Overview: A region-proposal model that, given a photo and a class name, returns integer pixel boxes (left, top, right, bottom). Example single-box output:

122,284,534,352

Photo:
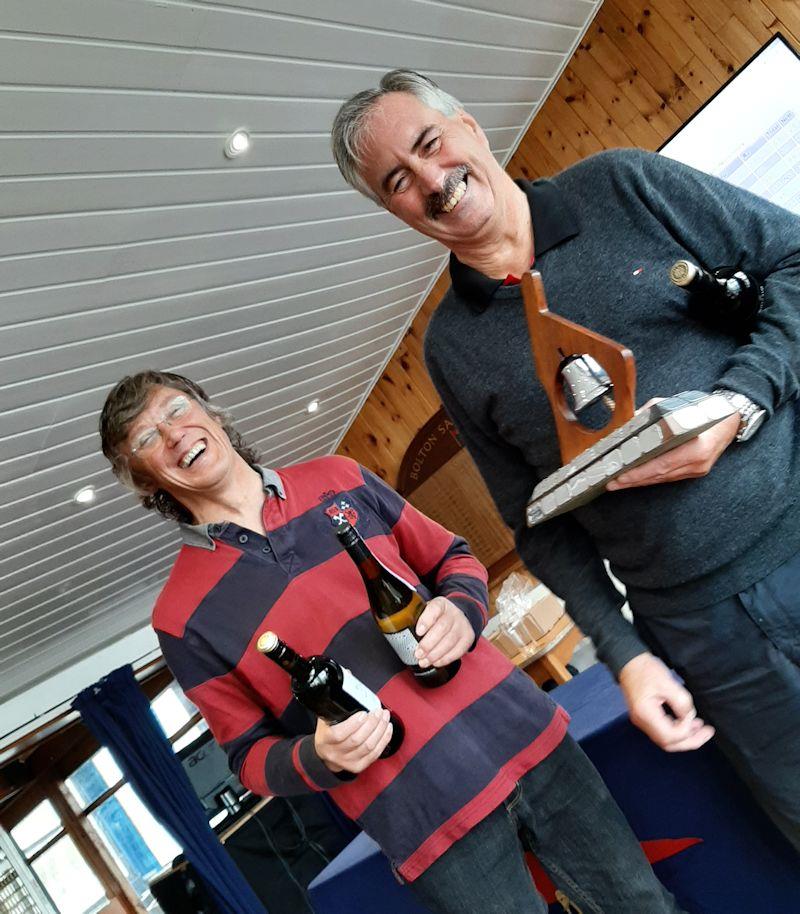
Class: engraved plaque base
526,391,736,527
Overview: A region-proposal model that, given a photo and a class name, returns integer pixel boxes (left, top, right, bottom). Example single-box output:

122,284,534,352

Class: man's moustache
427,167,468,218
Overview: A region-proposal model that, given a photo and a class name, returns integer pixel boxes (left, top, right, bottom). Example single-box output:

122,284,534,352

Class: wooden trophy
521,271,737,527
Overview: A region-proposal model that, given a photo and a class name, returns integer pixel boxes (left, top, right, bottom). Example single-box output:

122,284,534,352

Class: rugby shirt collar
179,465,285,550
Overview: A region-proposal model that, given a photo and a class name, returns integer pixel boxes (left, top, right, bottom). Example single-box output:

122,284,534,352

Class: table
511,613,583,686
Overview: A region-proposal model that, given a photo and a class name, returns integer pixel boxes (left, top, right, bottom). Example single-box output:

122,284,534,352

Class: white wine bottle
335,521,460,688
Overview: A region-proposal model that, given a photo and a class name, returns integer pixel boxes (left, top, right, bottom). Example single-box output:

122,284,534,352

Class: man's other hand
414,596,474,668
618,652,715,752
607,407,739,490
315,710,394,773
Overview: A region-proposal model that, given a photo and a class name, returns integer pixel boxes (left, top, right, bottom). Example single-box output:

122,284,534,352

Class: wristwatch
712,389,767,442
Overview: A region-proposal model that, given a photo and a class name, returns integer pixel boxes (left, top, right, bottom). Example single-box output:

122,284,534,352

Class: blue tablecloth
309,664,800,913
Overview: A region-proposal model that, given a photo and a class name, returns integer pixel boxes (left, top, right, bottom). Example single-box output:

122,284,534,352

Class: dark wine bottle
256,631,403,758
335,521,460,688
669,259,763,335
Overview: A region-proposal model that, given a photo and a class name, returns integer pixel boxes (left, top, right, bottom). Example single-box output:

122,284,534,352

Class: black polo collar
448,178,579,312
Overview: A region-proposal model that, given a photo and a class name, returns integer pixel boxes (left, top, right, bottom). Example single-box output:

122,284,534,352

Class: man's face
122,385,235,500
358,92,505,247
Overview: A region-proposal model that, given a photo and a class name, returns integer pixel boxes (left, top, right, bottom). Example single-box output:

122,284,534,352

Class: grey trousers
635,550,800,855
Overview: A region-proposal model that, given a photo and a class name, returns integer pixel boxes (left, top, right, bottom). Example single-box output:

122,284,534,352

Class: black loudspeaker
150,794,351,914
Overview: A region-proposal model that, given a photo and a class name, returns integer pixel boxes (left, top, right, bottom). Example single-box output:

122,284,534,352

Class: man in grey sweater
332,70,800,852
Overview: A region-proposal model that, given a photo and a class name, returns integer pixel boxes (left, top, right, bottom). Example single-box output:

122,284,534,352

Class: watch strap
712,388,766,441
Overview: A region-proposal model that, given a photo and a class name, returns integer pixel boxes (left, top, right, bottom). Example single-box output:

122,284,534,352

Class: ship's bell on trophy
521,271,737,528
559,353,615,428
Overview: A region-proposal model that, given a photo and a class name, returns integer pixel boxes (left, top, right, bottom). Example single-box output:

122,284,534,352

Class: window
29,838,106,914
151,684,207,751
9,802,61,860
58,683,209,911
85,785,180,910
0,830,54,914
10,803,105,914
65,754,180,911
7,680,213,913
65,748,120,809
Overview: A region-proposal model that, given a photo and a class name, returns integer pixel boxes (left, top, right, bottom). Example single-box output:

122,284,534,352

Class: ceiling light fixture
306,399,320,414
224,128,251,159
73,485,97,505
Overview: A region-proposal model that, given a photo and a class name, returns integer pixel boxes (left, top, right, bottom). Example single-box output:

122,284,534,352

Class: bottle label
383,628,420,666
373,553,417,591
341,668,382,712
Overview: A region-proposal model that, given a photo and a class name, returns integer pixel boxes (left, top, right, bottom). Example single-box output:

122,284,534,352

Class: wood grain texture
338,4,799,494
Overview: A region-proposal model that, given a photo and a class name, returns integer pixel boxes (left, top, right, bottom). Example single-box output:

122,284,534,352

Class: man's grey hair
332,69,463,203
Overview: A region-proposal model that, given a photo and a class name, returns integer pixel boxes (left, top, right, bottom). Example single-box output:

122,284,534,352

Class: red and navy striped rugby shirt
153,455,568,880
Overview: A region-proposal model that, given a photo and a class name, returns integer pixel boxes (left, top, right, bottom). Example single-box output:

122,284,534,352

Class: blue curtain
73,665,266,914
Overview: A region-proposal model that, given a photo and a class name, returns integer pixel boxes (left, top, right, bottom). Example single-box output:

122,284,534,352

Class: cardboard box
524,590,565,638
487,628,525,659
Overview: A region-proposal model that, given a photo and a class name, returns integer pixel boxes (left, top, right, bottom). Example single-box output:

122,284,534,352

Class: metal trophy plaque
522,271,736,528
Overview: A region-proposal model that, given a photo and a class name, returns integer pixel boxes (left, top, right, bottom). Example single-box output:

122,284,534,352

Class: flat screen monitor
659,34,800,215
178,729,245,818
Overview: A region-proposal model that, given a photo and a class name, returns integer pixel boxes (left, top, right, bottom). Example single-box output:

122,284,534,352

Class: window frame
2,674,204,914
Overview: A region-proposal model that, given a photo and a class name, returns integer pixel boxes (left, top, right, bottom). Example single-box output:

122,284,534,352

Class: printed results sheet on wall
660,37,800,216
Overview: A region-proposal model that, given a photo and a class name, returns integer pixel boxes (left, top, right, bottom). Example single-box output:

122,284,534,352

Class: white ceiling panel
0,0,602,738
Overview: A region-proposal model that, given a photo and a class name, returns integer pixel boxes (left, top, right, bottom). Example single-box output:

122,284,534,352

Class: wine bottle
669,259,763,334
335,521,460,688
256,631,403,758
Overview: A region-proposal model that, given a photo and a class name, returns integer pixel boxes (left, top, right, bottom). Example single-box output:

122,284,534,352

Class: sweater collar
179,465,285,550
448,178,579,312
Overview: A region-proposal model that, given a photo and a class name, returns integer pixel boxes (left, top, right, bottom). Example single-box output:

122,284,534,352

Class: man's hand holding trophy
522,267,752,528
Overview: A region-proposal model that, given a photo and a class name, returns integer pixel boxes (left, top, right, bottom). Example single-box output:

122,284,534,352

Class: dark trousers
635,550,800,854
405,735,684,914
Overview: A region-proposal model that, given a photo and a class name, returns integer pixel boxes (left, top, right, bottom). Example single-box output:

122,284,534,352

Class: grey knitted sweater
425,148,800,675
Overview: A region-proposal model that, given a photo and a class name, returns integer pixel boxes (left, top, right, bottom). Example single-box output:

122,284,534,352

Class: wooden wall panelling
407,450,516,568
540,90,606,159
655,0,739,82
763,1,800,43
598,4,700,123
570,29,669,145
580,29,680,141
613,0,696,75
556,67,637,148
676,54,723,101
725,1,776,46
683,0,733,34
526,109,585,170
718,14,764,59
338,3,800,555
512,136,564,181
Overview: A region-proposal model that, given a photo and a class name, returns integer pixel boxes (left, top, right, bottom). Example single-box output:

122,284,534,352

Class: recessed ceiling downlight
224,128,251,159
74,485,97,505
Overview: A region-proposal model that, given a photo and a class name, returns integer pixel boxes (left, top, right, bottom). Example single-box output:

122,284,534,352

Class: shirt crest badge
324,499,358,527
